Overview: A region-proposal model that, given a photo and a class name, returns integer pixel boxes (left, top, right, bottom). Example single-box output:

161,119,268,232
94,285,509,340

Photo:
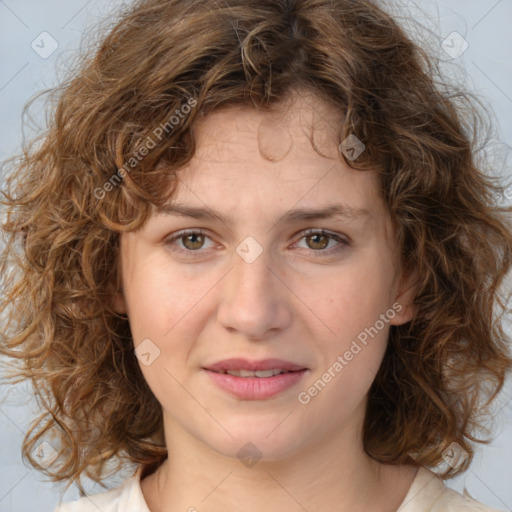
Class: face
114,92,415,462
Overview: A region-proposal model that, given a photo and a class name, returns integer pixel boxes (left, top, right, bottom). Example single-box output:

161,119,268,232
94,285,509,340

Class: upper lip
204,358,307,372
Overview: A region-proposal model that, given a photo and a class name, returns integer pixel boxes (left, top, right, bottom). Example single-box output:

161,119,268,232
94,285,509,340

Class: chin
198,418,309,463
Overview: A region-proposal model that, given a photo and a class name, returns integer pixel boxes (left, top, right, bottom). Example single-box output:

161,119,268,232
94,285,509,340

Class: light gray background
0,1,511,511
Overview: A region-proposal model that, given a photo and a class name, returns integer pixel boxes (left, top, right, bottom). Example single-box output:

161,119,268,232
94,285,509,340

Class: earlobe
390,301,415,326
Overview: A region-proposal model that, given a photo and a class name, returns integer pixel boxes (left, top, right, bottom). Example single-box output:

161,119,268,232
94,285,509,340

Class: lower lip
203,369,307,400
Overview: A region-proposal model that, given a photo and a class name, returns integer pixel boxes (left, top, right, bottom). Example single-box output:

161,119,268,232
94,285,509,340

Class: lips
216,368,291,378
204,358,307,373
202,358,308,400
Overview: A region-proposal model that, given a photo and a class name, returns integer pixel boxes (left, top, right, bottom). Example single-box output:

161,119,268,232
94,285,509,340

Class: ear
389,268,417,326
108,257,128,315
111,288,128,314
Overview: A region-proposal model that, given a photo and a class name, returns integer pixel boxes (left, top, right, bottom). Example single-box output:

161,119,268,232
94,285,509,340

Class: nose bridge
233,243,274,301
217,241,291,339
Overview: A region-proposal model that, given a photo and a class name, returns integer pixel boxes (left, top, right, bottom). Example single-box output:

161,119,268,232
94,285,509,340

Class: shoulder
54,470,150,512
433,488,506,512
398,467,506,512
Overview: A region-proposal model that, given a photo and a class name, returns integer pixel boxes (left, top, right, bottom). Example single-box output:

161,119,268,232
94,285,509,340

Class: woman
1,0,511,510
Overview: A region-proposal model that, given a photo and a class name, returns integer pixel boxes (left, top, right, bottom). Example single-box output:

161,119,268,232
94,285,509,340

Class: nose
216,243,293,340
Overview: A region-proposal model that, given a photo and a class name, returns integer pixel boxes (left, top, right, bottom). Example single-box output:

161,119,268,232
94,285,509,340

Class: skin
114,91,418,512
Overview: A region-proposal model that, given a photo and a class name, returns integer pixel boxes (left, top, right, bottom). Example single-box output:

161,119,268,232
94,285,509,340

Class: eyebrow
156,202,371,228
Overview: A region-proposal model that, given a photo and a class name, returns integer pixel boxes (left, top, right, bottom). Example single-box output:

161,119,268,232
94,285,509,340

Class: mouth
208,368,299,378
202,358,308,399
203,358,308,374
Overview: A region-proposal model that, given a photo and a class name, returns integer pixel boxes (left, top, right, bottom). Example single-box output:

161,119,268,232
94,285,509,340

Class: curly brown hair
1,0,512,492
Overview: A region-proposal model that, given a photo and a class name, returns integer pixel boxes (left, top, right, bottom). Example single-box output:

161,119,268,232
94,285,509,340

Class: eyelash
164,229,350,257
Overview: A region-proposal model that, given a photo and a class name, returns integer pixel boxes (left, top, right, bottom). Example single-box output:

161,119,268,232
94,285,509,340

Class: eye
165,229,214,252
295,229,349,253
164,228,350,257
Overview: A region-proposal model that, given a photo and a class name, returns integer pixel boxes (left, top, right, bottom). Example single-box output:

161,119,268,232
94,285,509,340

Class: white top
54,466,505,512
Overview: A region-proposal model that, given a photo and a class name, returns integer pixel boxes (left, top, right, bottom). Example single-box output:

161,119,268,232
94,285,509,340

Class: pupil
185,234,203,250
309,234,328,249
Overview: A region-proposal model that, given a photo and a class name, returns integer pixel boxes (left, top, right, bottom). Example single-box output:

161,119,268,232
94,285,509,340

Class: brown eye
165,230,214,254
295,229,350,255
180,232,205,250
305,233,330,250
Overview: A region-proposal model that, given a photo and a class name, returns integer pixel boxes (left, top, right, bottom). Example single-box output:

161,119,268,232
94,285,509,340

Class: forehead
152,93,393,242
191,92,343,165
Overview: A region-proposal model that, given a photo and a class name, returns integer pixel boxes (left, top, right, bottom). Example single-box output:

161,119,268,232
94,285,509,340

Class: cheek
122,252,201,339
126,267,203,405
307,276,393,407
124,277,166,342
316,264,395,336
123,260,215,396
304,256,396,397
